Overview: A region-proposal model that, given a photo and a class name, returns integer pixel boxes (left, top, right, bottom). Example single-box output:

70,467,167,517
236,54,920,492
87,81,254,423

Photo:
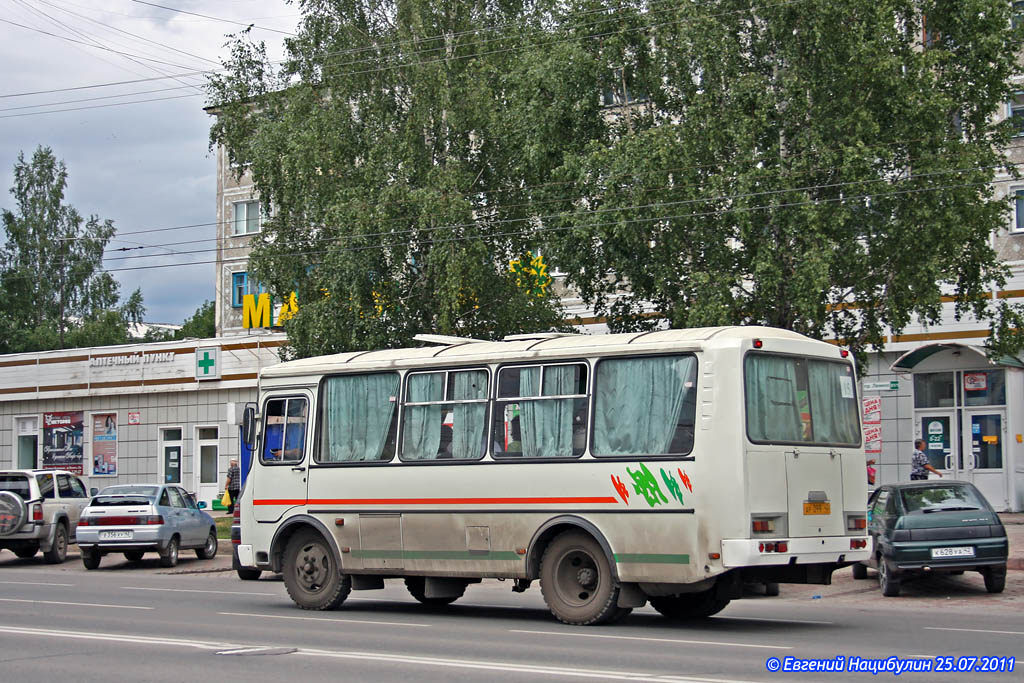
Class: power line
129,0,295,36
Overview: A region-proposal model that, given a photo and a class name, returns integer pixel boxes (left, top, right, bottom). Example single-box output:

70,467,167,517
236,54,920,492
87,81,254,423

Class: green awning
890,343,1024,372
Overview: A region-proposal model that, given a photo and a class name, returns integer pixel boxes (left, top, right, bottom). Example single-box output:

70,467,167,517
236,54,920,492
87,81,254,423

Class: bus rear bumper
721,537,871,568
236,544,255,567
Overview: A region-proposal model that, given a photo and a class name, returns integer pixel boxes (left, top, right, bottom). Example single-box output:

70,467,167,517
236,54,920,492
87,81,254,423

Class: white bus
236,326,869,625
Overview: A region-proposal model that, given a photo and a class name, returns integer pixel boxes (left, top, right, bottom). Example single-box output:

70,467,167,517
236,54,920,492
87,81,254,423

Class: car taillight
145,515,164,525
31,504,43,522
78,516,93,526
86,515,164,525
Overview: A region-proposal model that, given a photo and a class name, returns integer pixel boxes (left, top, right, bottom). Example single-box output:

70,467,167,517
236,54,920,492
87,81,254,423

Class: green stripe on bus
352,549,522,561
614,553,690,564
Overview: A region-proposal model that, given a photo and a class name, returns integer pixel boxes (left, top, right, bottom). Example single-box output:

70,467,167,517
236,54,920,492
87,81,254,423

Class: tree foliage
174,300,216,340
0,146,144,354
208,1,589,358
209,0,1024,362
544,0,1024,362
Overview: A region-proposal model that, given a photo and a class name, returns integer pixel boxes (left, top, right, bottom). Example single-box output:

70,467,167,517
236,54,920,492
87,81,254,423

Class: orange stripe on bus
253,496,620,506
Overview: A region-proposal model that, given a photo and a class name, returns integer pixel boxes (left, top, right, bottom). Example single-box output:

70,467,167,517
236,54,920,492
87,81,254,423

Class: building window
602,67,645,107
1013,189,1024,233
232,200,260,235
231,272,263,308
1014,1,1024,30
1008,93,1024,137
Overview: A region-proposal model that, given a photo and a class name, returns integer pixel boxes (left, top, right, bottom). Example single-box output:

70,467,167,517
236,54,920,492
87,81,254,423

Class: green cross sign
195,347,220,380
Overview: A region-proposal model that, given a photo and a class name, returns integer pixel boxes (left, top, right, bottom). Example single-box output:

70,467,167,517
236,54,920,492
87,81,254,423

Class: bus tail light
848,516,866,530
759,541,789,553
840,349,849,358
850,539,868,550
753,339,763,348
31,503,43,522
752,519,775,533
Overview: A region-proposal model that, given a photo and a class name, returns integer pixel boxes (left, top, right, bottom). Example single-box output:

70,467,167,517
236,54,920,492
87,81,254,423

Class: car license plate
803,502,831,515
99,530,132,541
931,546,974,558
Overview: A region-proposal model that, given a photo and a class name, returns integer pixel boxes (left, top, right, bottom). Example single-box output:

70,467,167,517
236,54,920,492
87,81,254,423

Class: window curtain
520,366,575,458
593,356,694,455
322,373,399,461
451,370,486,459
807,361,859,444
745,356,802,442
402,373,444,460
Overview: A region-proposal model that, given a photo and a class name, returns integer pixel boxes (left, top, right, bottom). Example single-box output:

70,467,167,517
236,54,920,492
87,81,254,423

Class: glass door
964,410,1007,509
160,427,183,484
196,426,220,510
919,412,958,477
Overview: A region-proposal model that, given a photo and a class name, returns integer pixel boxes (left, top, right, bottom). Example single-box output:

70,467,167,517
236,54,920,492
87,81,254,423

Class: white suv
0,469,90,564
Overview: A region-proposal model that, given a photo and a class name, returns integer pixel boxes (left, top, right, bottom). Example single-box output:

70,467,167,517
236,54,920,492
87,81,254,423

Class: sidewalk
999,513,1023,570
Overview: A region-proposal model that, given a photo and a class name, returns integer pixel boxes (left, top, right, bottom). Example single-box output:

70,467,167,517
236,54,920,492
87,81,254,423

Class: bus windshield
744,353,860,446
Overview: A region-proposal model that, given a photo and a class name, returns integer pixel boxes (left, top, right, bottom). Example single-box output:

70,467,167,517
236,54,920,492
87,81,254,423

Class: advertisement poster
42,411,84,475
964,372,987,392
862,398,882,455
92,413,117,477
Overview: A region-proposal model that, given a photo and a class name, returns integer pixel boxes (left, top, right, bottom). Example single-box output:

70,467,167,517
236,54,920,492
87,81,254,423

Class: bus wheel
539,531,625,625
649,590,729,619
283,530,351,610
404,577,463,606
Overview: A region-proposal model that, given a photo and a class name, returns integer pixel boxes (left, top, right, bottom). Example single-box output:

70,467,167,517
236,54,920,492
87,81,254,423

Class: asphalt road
0,549,1021,682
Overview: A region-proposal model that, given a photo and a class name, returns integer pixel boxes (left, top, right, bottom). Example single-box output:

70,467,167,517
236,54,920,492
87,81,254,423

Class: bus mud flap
617,582,647,608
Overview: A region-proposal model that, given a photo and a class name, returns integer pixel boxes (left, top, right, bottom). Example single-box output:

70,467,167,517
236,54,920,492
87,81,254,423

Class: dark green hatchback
853,481,1008,596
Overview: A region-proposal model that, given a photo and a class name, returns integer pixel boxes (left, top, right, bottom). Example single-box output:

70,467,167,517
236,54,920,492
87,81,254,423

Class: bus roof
260,326,825,380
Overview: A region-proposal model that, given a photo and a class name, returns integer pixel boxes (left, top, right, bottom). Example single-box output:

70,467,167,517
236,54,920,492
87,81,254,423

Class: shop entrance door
919,412,958,478
963,410,1007,510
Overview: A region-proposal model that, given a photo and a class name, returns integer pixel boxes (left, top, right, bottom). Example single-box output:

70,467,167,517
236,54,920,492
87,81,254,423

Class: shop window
913,372,955,409
963,369,1005,406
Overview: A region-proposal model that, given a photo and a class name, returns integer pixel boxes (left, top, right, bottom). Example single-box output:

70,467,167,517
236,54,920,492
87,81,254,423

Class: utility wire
130,0,296,35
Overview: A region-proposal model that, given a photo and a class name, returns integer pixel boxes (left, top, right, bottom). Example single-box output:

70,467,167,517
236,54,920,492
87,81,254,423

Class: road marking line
218,611,430,628
0,624,765,682
716,616,833,625
509,629,791,650
925,627,1024,636
0,597,152,610
123,586,277,596
0,581,74,587
0,625,232,649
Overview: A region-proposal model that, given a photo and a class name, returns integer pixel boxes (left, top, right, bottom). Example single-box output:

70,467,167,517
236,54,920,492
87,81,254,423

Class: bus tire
237,567,263,581
283,529,351,610
404,577,463,606
649,590,729,619
539,530,625,625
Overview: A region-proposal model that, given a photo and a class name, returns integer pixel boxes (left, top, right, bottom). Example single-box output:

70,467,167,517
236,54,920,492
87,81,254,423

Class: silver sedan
76,484,218,569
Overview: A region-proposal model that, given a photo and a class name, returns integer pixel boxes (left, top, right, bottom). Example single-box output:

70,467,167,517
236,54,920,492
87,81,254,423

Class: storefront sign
90,352,175,367
42,411,84,475
195,347,221,381
92,413,117,477
964,372,987,391
863,380,898,392
128,411,141,425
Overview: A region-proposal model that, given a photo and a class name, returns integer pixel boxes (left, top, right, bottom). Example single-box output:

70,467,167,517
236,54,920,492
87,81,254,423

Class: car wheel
196,530,218,560
852,563,868,580
404,577,464,606
124,551,144,562
13,543,39,559
539,531,629,625
763,582,780,597
283,529,350,610
878,557,900,597
649,590,730,619
159,536,179,568
236,567,263,581
983,566,1006,594
43,523,68,564
82,549,101,570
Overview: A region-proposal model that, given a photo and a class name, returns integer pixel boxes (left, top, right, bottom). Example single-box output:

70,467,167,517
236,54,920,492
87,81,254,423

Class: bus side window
493,363,587,459
262,397,308,463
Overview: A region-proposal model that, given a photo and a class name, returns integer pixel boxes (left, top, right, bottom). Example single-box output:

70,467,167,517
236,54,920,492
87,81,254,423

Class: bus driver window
263,397,308,463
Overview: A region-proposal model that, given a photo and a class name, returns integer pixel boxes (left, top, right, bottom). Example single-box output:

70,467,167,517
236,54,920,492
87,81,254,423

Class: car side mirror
90,488,98,496
197,501,207,509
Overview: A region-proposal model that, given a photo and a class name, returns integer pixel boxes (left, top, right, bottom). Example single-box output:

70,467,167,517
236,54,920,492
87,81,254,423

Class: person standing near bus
910,439,942,481
225,458,240,513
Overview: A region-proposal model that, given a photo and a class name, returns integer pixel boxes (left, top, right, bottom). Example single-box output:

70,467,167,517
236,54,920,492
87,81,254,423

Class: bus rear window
744,354,860,446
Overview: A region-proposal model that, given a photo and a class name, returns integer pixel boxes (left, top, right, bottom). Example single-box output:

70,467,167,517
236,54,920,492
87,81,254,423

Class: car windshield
0,474,30,500
91,495,154,507
98,485,159,497
900,485,987,514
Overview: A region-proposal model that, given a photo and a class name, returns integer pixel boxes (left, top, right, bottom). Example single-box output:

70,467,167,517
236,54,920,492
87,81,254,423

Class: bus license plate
99,530,132,541
931,546,974,558
803,502,831,515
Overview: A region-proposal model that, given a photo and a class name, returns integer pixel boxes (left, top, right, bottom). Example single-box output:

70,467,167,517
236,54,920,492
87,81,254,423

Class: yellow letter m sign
243,293,272,328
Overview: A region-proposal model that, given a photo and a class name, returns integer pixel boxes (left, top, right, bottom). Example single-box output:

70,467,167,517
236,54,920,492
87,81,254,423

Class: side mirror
90,488,98,496
242,402,258,449
197,501,207,509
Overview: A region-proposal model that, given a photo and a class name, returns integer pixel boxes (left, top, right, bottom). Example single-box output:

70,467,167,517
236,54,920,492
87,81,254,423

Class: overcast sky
1,0,294,324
